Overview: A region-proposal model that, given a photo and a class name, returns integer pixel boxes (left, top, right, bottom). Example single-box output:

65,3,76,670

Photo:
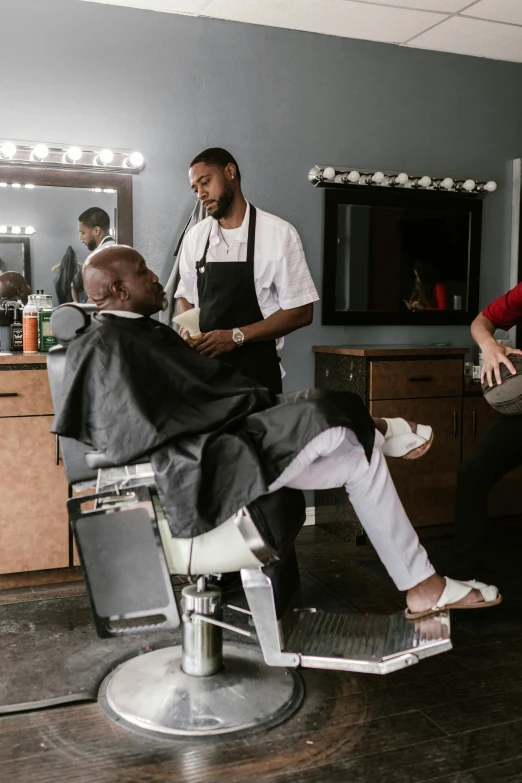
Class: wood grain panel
371,397,461,528
0,369,53,417
0,416,69,573
370,359,463,400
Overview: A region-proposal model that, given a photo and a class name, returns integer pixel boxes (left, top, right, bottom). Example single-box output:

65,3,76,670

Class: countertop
0,352,48,365
312,344,469,357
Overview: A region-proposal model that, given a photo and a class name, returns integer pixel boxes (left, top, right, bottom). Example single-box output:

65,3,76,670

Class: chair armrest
85,452,152,470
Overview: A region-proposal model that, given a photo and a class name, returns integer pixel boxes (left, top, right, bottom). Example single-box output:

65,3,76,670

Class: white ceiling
82,0,522,63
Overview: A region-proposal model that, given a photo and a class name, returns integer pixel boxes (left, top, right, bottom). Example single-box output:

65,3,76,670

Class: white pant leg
269,427,434,591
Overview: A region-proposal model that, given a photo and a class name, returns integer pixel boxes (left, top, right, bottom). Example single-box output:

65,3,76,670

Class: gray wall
2,0,522,387
0,187,115,305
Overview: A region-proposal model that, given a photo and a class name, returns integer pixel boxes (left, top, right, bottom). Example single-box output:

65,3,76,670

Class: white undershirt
215,226,241,260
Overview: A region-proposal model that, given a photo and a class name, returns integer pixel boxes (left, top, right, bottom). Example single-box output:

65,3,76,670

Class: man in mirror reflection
78,207,115,253
405,260,448,311
174,148,319,393
72,206,115,303
0,271,31,304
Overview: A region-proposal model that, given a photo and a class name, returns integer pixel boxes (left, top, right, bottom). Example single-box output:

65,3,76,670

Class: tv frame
321,185,483,326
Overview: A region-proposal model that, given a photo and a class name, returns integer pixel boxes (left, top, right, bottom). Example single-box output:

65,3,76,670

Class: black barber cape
53,315,375,538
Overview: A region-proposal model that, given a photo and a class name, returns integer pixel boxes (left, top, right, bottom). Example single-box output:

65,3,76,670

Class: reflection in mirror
336,205,470,313
0,185,117,306
0,237,30,285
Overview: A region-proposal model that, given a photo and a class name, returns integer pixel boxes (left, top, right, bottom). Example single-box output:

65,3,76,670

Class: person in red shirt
405,260,448,312
449,283,522,580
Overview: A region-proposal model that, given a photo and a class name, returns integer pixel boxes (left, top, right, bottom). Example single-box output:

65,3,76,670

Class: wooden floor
2,525,522,783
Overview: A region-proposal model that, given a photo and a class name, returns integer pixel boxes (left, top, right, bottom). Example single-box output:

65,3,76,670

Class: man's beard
208,180,234,221
87,239,97,251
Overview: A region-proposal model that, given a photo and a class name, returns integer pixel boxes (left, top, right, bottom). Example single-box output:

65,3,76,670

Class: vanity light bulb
0,183,7,188
32,144,49,161
484,181,497,192
395,172,409,185
371,171,385,184
11,183,21,188
441,177,454,189
347,170,360,183
463,179,476,192
418,176,432,188
322,167,336,180
11,226,21,234
25,184,35,189
98,148,114,165
25,226,35,235
128,151,144,169
0,226,7,233
65,146,83,163
0,141,16,159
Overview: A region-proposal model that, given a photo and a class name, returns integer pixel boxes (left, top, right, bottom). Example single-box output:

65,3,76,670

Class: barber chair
47,304,452,740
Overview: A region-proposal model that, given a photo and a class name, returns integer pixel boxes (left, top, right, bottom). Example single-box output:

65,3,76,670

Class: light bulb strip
308,165,496,195
0,225,36,235
0,139,145,175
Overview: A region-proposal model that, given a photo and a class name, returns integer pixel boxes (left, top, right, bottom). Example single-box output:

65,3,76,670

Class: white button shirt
175,203,319,355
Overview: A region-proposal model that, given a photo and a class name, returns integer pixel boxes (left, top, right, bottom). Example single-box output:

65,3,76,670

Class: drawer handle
453,411,458,438
0,392,18,397
472,410,477,438
408,377,433,383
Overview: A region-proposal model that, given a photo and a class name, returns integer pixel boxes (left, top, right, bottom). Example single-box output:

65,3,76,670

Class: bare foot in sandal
405,573,502,620
373,417,434,459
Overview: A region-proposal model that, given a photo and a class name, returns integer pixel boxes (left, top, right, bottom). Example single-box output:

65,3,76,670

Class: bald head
83,245,166,316
0,271,31,304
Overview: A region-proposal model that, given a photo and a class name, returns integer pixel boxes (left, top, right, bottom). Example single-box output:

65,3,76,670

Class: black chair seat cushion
247,487,306,553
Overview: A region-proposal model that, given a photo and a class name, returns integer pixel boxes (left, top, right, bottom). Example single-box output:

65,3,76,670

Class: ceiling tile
354,0,471,12
408,14,522,62
81,0,211,13
463,0,522,26
203,0,441,44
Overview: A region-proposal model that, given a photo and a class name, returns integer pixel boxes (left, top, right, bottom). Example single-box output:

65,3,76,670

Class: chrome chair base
99,643,304,740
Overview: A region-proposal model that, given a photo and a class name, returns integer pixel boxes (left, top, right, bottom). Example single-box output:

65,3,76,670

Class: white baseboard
304,506,315,526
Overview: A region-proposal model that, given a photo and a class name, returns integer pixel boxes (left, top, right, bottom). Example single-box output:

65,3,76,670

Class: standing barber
175,148,318,393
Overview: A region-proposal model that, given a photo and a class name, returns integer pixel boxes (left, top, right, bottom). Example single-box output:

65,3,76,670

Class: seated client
53,245,501,620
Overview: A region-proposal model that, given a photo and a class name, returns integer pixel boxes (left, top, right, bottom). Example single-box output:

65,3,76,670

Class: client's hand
407,301,423,311
481,341,522,386
179,327,192,341
192,330,236,359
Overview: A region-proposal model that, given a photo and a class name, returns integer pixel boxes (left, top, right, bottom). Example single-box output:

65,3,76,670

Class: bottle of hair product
10,307,23,352
22,295,39,353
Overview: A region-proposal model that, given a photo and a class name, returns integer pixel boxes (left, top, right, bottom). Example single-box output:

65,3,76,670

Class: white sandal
382,417,433,459
405,576,502,620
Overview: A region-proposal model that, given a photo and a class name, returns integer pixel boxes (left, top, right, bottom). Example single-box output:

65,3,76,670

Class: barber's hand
192,330,237,359
481,342,522,387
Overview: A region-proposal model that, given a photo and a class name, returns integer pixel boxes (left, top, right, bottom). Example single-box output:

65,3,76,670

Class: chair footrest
285,609,451,675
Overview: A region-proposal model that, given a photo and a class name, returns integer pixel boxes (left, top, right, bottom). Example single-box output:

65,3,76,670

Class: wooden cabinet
314,345,522,542
370,397,461,528
0,363,69,574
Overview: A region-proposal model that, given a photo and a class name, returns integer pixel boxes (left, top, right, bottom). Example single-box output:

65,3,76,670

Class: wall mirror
322,186,482,326
0,166,132,306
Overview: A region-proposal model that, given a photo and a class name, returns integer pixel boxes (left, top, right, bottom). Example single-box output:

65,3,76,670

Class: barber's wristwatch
232,327,245,347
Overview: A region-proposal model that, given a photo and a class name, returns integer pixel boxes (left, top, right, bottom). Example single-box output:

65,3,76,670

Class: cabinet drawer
0,369,53,417
370,359,462,400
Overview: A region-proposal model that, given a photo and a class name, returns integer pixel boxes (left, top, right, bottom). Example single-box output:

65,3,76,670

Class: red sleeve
425,283,448,310
482,283,522,331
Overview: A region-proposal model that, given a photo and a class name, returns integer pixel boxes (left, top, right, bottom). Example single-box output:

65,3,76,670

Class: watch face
233,330,244,344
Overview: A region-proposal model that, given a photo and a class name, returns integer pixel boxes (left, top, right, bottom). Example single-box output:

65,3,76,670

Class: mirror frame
321,185,483,326
0,165,133,247
0,236,31,287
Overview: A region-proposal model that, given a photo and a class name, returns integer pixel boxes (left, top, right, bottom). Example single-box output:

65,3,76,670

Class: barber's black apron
196,205,282,393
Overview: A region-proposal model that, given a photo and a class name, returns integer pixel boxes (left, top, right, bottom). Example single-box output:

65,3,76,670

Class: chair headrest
50,303,99,344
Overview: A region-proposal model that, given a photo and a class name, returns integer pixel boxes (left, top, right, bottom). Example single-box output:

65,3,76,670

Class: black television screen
322,186,482,326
